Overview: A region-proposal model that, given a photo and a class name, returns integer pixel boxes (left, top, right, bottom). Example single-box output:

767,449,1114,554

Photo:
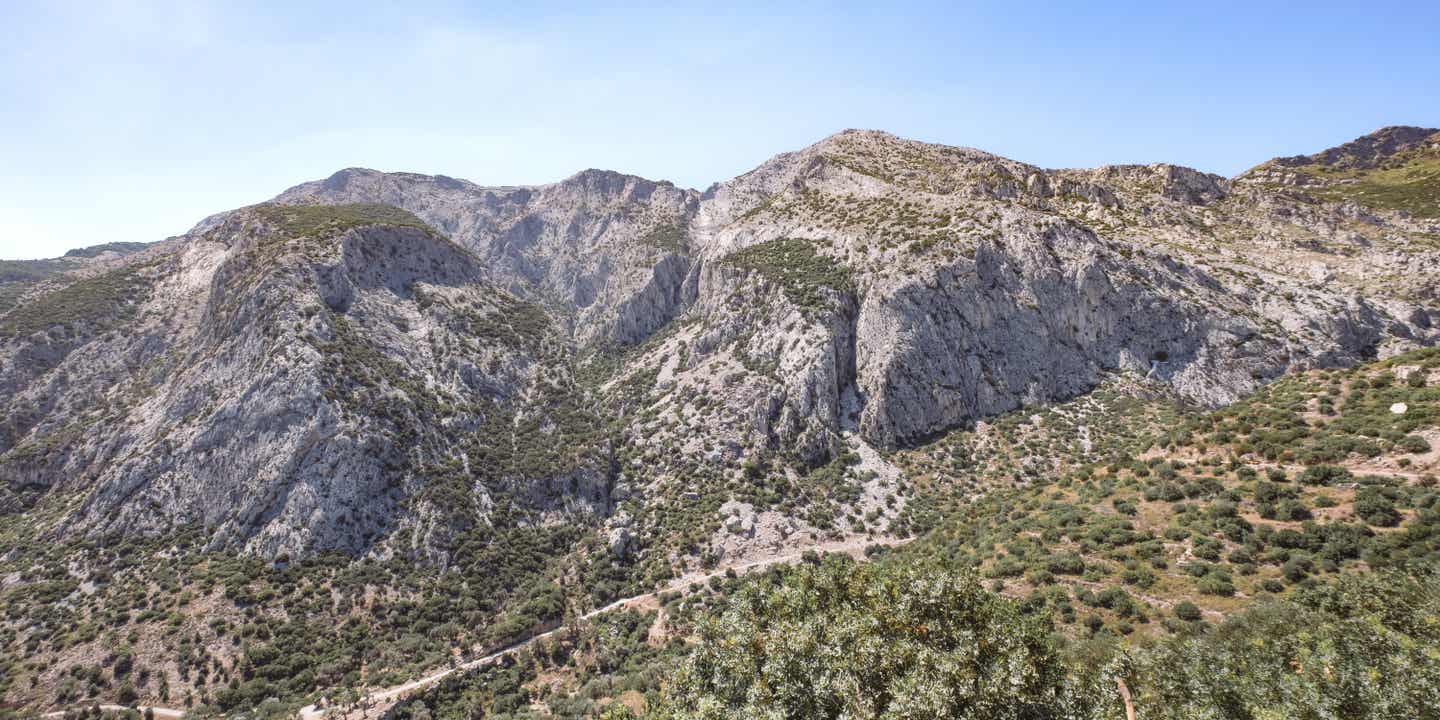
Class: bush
1299,465,1353,486
1174,601,1202,622
1354,489,1401,527
1193,540,1222,562
1025,568,1055,586
1046,553,1086,575
1197,574,1236,596
1254,481,1292,504
1282,557,1313,583
1274,498,1312,521
1397,435,1431,454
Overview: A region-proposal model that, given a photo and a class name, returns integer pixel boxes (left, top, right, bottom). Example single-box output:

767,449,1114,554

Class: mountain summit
1239,126,1440,218
1265,125,1439,171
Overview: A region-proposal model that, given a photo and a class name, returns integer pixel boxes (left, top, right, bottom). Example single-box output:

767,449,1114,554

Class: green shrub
1275,498,1312,521
1046,553,1087,575
1283,557,1314,583
1398,435,1431,454
1354,489,1401,527
1174,601,1202,622
1197,573,1236,596
1299,465,1353,486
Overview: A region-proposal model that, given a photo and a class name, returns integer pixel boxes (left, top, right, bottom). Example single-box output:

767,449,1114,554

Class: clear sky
2,1,1437,259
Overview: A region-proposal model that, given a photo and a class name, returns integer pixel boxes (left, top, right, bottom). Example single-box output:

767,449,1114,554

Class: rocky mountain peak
819,127,997,160
277,163,701,349
1266,125,1440,171
1234,125,1440,220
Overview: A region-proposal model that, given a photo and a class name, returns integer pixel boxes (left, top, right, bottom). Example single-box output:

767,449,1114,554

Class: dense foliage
651,557,1105,720
722,238,854,313
1124,571,1440,719
254,203,436,239
648,559,1440,720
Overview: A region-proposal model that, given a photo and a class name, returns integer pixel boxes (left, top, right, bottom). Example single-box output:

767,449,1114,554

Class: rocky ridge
1,204,611,560
1,126,1437,565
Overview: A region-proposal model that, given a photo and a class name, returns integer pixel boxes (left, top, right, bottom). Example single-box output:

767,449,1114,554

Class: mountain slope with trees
0,127,1437,717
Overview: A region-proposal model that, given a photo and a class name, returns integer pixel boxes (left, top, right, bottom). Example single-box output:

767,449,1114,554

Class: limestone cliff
1,127,1437,562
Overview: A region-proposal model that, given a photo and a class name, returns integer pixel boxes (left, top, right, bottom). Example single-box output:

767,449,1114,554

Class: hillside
378,348,1439,719
1240,125,1440,219
0,242,150,316
894,346,1439,635
0,127,1437,718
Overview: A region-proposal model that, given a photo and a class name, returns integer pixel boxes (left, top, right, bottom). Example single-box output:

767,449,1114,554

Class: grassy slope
1288,139,1440,218
0,263,156,339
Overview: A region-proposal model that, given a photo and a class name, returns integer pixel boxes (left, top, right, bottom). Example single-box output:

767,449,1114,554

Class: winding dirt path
1250,460,1430,483
41,704,186,719
298,534,911,719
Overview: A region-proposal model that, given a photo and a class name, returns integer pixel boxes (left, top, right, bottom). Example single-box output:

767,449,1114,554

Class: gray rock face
1,207,611,559
848,219,1401,447
1,126,1437,560
275,167,701,349
637,130,1436,458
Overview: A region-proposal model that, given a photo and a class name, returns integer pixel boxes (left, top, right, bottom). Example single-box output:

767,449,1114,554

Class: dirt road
298,533,910,719
41,704,186,719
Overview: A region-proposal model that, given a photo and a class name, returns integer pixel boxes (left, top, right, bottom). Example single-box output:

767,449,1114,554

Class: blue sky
1,1,1436,259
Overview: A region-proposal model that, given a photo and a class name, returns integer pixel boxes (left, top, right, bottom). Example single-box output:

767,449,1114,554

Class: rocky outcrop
849,218,1405,447
275,167,702,349
608,128,1438,472
1,206,612,560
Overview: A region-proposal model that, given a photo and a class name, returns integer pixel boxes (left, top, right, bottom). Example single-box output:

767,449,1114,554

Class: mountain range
0,125,1437,718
